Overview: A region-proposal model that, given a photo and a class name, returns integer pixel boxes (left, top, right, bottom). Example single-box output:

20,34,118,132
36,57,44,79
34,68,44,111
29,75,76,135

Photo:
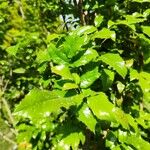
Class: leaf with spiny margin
99,53,127,78
14,89,84,123
78,104,97,132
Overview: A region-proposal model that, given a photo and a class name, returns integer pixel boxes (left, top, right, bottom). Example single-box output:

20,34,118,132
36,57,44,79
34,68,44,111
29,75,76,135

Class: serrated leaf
99,53,127,78
52,65,73,80
78,104,97,132
92,28,116,41
72,48,99,67
14,89,83,123
80,67,100,88
87,93,115,121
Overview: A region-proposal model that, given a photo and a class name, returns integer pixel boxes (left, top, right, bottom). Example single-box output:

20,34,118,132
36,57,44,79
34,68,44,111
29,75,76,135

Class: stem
60,0,69,31
78,0,85,25
0,132,16,145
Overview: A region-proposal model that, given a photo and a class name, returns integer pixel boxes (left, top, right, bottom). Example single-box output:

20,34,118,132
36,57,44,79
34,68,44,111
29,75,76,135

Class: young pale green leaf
87,93,115,121
63,83,78,90
14,89,84,123
99,53,127,78
94,15,104,27
80,67,100,88
52,65,73,80
78,104,97,132
92,28,116,41
13,68,25,74
72,48,99,67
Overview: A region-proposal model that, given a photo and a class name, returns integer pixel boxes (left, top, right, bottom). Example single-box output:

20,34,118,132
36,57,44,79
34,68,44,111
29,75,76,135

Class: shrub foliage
0,0,150,149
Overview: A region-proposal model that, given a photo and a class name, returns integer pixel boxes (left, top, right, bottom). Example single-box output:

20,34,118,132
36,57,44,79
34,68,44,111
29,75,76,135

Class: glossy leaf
99,53,127,78
63,83,78,90
78,104,97,132
80,67,100,88
92,28,116,41
101,69,114,91
72,48,99,67
87,93,115,121
14,89,84,123
94,15,104,27
13,68,25,74
52,65,73,80
48,43,69,64
54,132,85,150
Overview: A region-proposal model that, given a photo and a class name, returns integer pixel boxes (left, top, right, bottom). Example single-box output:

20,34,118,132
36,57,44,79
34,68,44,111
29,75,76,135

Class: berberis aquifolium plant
0,0,150,150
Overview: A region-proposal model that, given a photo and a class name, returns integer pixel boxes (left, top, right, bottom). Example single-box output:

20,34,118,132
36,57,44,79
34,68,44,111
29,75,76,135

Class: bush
0,0,150,149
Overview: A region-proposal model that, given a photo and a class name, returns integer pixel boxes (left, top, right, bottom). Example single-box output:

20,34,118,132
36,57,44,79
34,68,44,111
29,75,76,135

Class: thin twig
0,132,16,145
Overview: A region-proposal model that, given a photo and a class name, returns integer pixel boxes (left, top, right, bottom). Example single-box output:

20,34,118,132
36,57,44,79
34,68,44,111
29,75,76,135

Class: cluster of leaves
1,0,150,150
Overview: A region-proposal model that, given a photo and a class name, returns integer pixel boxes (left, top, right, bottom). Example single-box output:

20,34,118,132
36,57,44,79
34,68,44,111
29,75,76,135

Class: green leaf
94,15,104,27
72,48,99,67
52,65,73,80
118,130,150,150
14,89,84,123
87,93,115,121
101,69,114,91
46,33,60,43
99,53,127,78
6,45,19,56
117,81,125,93
36,49,50,64
62,35,84,58
80,67,100,88
142,26,150,37
74,25,97,36
54,132,85,150
63,83,78,90
78,104,97,132
92,28,116,41
13,68,26,74
48,43,69,64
